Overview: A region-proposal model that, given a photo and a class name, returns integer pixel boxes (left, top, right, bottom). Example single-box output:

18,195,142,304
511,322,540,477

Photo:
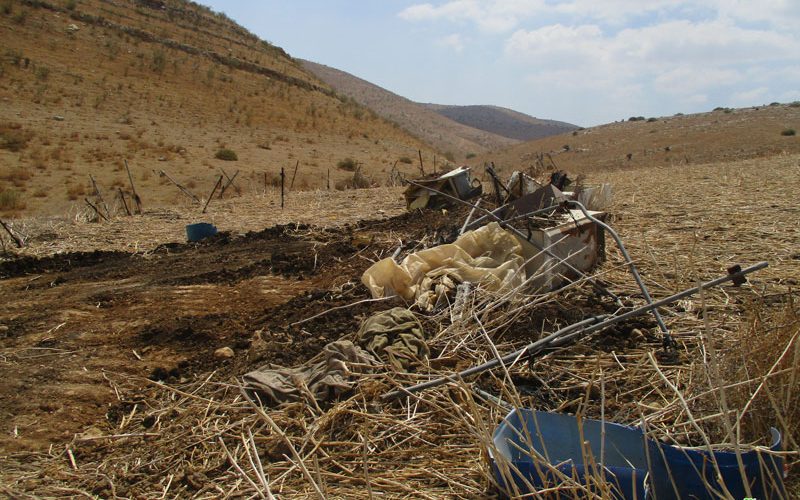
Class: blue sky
200,1,800,127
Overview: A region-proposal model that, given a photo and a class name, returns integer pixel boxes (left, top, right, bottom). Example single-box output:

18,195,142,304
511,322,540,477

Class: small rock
214,347,234,359
53,115,65,121
0,325,8,333
67,24,80,33
76,426,104,440
158,156,166,161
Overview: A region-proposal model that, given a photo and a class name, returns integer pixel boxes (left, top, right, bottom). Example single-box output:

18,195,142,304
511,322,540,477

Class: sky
200,1,800,127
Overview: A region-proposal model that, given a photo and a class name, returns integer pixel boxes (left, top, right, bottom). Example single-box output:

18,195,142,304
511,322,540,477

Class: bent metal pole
383,261,768,400
567,200,671,342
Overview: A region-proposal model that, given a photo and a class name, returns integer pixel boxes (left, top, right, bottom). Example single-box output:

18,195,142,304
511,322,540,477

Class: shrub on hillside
35,65,50,81
398,156,413,164
335,169,372,190
790,101,800,108
337,157,358,171
215,148,238,161
0,123,32,152
647,117,658,122
151,49,166,74
781,128,796,136
465,152,476,159
628,116,645,122
0,189,25,211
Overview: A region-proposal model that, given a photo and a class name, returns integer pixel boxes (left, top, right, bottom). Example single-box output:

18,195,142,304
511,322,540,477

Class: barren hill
0,0,434,217
469,104,800,174
422,104,578,142
300,59,518,156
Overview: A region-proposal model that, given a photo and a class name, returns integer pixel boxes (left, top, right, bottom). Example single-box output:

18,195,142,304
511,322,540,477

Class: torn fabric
243,340,377,406
356,307,427,371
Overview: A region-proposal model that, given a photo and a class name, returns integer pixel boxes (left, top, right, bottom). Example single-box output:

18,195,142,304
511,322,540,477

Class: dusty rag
357,307,427,371
361,222,525,310
243,340,377,406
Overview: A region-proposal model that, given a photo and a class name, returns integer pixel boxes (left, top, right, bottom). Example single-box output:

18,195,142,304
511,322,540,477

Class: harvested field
1,154,799,498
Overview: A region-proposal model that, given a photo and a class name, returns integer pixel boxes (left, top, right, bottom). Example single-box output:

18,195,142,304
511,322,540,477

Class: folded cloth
243,340,377,406
357,307,427,371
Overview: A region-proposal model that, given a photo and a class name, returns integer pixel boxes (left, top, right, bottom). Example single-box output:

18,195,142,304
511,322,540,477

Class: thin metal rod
383,261,767,400
567,200,670,339
464,202,562,233
202,175,223,214
385,316,604,400
460,199,481,235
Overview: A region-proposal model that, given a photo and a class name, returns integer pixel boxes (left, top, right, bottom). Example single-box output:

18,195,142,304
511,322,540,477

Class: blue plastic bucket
186,222,218,242
489,408,785,499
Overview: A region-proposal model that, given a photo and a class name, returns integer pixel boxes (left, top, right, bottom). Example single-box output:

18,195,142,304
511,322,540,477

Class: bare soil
0,205,461,454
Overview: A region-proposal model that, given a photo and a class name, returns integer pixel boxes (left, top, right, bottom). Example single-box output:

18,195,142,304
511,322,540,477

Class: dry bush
0,123,33,152
0,188,25,210
215,148,238,161
336,157,358,171
0,167,32,187
334,169,372,190
713,297,799,446
66,183,86,200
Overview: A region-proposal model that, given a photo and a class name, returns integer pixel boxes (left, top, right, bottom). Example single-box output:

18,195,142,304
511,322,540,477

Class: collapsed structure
238,166,785,499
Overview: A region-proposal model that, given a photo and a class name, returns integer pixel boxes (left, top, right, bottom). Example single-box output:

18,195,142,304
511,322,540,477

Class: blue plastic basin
489,408,785,499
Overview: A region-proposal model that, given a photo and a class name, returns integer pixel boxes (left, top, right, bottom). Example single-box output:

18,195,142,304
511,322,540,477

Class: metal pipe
459,199,481,235
383,261,767,400
464,203,562,232
384,316,605,400
566,200,670,341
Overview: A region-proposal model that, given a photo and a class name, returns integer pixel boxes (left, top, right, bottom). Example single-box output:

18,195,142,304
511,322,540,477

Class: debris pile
235,166,786,497
9,165,795,498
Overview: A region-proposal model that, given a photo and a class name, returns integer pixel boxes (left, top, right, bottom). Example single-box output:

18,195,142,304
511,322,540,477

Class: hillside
300,59,518,156
468,104,800,175
0,0,433,218
422,104,578,141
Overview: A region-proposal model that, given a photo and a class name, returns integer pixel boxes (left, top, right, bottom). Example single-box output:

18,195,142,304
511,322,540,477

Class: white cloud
399,0,545,33
730,87,770,106
399,0,800,34
709,0,800,31
653,67,741,96
439,33,465,52
505,20,798,94
398,0,800,123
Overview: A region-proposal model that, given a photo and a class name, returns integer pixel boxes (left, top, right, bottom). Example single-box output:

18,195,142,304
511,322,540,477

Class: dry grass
0,0,431,218
1,154,798,498
474,103,800,174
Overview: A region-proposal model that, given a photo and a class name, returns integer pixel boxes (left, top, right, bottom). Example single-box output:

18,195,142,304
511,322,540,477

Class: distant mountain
422,104,579,142
302,60,550,157
466,103,800,174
